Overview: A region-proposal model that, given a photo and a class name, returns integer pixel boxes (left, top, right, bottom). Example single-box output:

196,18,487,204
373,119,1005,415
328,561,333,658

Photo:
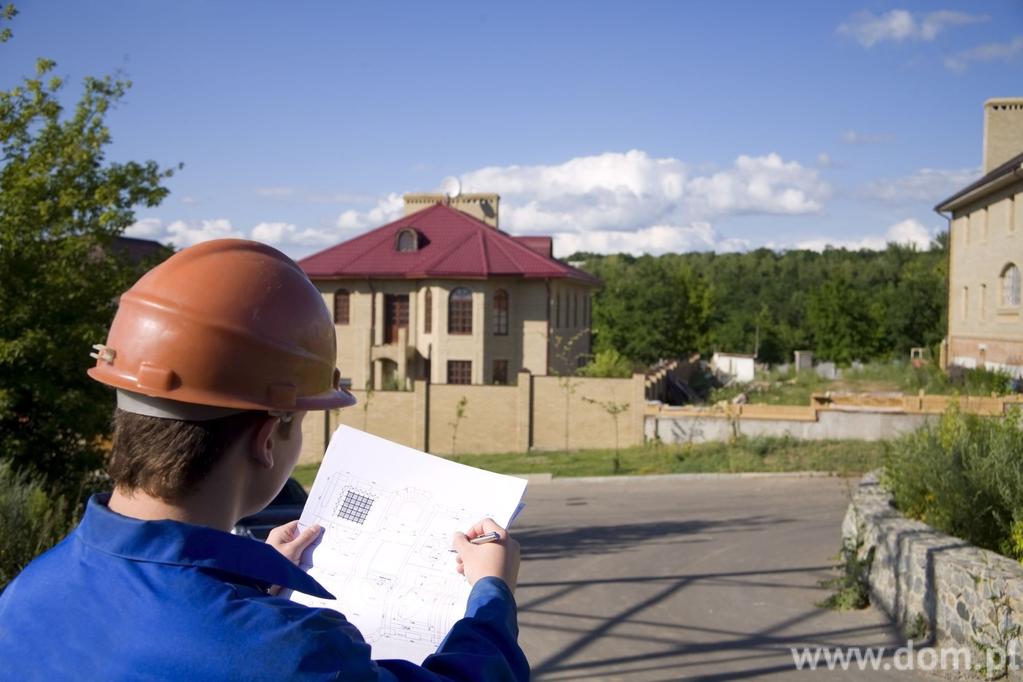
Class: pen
469,531,501,545
449,531,502,552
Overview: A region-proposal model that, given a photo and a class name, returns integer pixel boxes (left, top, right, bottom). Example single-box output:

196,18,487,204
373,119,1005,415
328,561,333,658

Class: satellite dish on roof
440,176,462,199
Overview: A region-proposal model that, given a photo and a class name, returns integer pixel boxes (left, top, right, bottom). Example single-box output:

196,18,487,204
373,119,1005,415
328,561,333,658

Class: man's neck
108,482,240,532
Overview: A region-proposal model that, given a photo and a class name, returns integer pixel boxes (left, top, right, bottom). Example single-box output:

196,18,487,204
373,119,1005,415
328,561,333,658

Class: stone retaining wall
843,472,1023,666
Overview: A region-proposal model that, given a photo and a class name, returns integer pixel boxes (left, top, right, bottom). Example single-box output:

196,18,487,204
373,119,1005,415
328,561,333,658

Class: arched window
493,289,508,336
334,288,350,325
423,288,433,334
1002,264,1021,307
396,228,418,253
448,287,472,334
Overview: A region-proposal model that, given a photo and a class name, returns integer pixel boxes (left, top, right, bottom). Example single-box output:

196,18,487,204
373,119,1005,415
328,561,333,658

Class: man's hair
108,409,293,500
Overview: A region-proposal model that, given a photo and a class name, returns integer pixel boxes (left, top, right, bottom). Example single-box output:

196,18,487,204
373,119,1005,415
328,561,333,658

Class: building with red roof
299,193,599,388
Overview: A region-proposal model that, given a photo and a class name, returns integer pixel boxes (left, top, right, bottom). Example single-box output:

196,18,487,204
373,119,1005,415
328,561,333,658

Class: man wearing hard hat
0,239,528,680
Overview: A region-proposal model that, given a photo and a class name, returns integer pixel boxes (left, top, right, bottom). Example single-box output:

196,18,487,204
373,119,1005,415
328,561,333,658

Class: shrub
883,407,1023,560
0,461,80,590
577,349,633,378
818,534,874,611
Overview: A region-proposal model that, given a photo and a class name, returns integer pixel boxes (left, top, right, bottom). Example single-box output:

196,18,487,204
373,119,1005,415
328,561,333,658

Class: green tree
0,6,175,487
574,240,949,368
591,255,711,364
805,276,883,363
880,242,948,356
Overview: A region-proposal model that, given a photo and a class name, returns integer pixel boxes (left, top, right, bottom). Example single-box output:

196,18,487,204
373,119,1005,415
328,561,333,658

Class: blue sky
3,1,1021,258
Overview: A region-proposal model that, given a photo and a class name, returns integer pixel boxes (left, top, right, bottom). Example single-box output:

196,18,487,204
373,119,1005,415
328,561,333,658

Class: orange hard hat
88,239,356,414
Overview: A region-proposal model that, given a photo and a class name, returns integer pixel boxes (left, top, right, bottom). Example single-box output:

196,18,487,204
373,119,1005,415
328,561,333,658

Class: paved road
513,476,922,681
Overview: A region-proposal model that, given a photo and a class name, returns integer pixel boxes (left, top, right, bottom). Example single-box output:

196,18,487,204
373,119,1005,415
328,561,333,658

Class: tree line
572,238,949,367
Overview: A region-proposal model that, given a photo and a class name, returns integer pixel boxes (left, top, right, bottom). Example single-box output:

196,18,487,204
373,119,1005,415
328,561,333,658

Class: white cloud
796,218,935,252
553,223,750,257
251,221,338,248
685,153,828,215
864,166,979,203
467,150,827,233
179,195,199,205
817,152,834,168
333,150,828,256
125,218,163,239
841,130,894,145
838,9,988,48
164,219,244,248
945,36,1023,72
124,217,340,252
125,218,245,248
336,192,405,231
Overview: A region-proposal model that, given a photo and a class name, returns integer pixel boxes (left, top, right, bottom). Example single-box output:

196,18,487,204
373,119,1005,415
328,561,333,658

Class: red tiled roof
299,203,599,285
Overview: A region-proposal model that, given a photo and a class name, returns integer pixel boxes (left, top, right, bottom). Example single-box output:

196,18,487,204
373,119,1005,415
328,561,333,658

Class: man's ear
249,415,279,469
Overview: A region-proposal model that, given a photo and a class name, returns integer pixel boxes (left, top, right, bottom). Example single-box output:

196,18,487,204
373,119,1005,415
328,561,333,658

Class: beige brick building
298,193,599,390
937,98,1023,377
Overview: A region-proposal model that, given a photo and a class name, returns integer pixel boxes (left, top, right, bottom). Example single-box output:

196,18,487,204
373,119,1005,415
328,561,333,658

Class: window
448,287,472,334
384,295,408,344
424,288,432,333
1010,196,1017,234
1002,264,1021,307
555,293,561,328
396,229,418,252
573,294,578,327
962,286,969,320
447,360,471,385
334,289,350,325
492,359,508,385
493,289,508,336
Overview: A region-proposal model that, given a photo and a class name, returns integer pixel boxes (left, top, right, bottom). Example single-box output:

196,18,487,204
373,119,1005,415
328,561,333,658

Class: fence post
413,379,430,452
517,370,533,452
632,373,646,446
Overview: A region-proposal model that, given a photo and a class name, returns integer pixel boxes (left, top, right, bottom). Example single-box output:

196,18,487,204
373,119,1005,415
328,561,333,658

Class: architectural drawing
289,426,527,663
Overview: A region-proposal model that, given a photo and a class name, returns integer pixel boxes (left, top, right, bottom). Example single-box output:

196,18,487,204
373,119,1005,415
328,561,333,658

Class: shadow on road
520,568,899,681
516,515,795,561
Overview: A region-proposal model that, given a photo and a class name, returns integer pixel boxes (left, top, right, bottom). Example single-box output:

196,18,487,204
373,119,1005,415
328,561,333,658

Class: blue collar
76,494,334,600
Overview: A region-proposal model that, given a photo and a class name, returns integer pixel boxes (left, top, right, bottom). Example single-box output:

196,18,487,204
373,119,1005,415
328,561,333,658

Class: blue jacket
0,495,529,681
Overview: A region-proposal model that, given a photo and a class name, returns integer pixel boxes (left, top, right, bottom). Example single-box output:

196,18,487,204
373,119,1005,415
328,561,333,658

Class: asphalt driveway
513,475,922,681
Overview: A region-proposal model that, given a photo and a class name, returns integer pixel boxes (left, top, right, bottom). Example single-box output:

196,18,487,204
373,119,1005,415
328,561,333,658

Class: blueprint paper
289,425,528,663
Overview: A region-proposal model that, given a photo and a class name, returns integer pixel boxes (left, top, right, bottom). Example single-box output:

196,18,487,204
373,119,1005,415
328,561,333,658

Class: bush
883,407,1023,560
577,348,633,378
0,461,80,590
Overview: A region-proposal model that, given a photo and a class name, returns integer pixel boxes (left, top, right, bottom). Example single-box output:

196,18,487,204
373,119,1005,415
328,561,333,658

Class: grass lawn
292,437,883,487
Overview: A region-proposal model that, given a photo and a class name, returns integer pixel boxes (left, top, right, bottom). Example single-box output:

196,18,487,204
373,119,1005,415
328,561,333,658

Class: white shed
710,353,756,383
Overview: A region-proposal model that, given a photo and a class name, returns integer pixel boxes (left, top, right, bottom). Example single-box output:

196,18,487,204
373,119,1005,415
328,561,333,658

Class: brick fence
299,372,647,462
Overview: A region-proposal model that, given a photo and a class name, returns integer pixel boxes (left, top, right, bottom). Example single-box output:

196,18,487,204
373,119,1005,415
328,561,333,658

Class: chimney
983,98,1023,174
403,192,500,229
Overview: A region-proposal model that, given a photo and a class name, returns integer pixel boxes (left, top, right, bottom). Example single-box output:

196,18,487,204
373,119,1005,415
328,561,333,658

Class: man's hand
451,518,520,592
264,521,321,596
